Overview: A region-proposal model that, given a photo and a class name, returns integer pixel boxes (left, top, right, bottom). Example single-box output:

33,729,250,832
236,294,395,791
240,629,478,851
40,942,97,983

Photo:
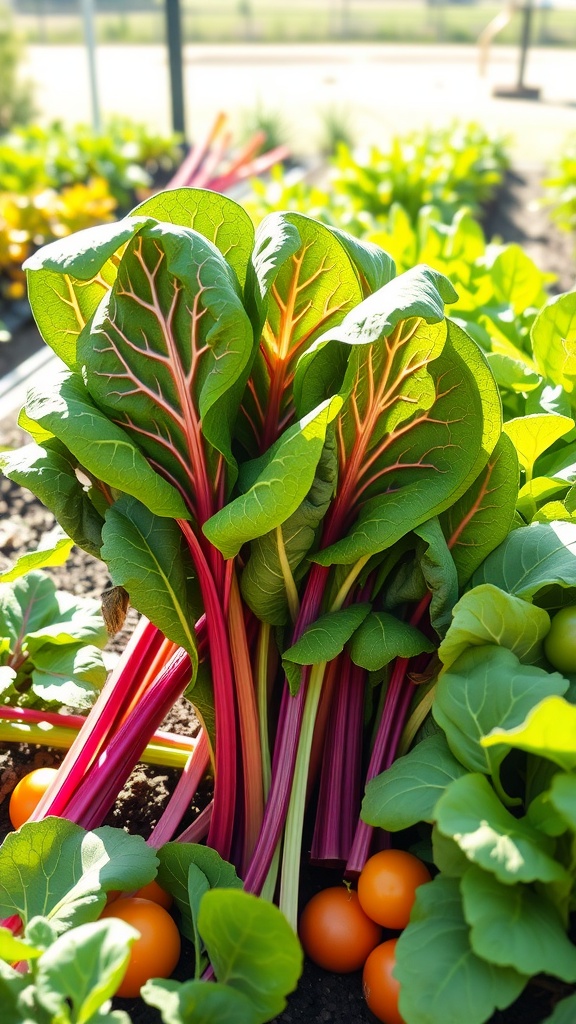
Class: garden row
0,118,576,1024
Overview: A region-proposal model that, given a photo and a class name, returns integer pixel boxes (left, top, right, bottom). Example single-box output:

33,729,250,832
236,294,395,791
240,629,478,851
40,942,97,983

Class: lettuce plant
0,186,516,933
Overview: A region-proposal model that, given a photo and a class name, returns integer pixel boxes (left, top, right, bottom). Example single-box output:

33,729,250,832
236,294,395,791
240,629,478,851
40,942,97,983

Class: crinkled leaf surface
282,604,371,667
349,611,434,671
471,521,576,601
0,571,60,647
30,643,106,711
461,866,576,982
0,818,158,933
361,733,468,831
435,773,569,885
395,874,527,1024
434,645,567,782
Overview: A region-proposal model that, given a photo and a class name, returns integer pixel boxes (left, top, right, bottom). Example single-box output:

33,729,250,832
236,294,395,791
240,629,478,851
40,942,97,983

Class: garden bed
0,162,575,1024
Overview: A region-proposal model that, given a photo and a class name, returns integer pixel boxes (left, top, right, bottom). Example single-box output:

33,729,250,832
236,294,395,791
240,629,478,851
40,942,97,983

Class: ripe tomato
132,878,173,910
357,849,431,930
9,767,58,829
544,606,576,674
100,896,181,997
363,938,404,1024
299,886,382,973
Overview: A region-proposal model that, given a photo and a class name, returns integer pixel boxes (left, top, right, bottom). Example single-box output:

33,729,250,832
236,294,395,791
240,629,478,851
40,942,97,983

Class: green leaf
0,818,158,933
395,874,527,1024
503,414,574,479
435,773,569,885
25,371,189,520
0,572,60,647
434,645,567,783
431,827,471,878
0,927,43,963
461,866,576,982
492,243,549,316
142,978,258,1024
240,434,337,625
485,351,540,394
482,696,576,772
34,919,138,1024
382,517,458,639
131,188,254,286
323,223,396,295
361,733,469,831
203,397,342,559
187,863,210,971
471,521,576,602
0,443,105,559
283,604,371,667
531,291,576,393
541,991,576,1024
438,584,552,671
101,496,199,661
24,590,108,654
0,528,74,583
30,643,106,711
349,611,434,671
548,772,576,829
156,843,242,944
439,432,519,588
198,889,303,1024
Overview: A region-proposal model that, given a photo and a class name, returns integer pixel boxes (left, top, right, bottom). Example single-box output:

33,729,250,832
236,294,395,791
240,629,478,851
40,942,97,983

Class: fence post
165,0,186,138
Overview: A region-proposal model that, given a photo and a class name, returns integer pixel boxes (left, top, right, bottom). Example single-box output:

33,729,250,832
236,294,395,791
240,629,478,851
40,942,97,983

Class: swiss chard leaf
461,866,576,982
531,291,576,393
156,842,242,944
482,696,576,773
349,611,434,671
0,571,60,646
30,643,106,711
142,979,257,1024
471,521,576,604
282,604,371,693
503,414,574,480
395,874,527,1024
0,527,74,583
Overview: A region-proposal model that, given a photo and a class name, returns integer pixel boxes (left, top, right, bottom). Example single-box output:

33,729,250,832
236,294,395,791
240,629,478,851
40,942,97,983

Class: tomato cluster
299,848,431,1024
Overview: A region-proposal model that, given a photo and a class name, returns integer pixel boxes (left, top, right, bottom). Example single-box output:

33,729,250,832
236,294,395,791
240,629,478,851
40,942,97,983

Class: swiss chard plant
0,184,518,941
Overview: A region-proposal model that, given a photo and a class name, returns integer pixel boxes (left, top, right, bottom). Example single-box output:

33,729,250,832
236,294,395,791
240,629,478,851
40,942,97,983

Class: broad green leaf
526,380,573,419
323,223,396,296
531,291,576,393
34,919,138,1024
461,866,576,982
471,521,576,601
503,414,574,478
101,496,198,661
361,733,469,831
314,317,500,565
198,889,303,1024
431,826,471,878
131,187,254,286
240,434,337,625
142,978,258,1024
0,527,74,583
187,863,210,968
26,371,188,520
485,351,540,394
541,991,576,1024
25,590,108,654
0,927,42,963
0,443,105,558
492,243,548,316
24,218,150,367
0,818,158,933
434,645,567,784
0,572,59,647
156,843,242,944
80,221,255,502
439,432,519,587
282,603,371,667
526,789,568,838
381,517,458,639
438,584,551,671
395,875,527,1024
203,397,342,559
482,696,576,773
30,643,106,711
548,772,576,829
349,611,434,671
517,477,569,522
0,960,41,1024
435,773,569,885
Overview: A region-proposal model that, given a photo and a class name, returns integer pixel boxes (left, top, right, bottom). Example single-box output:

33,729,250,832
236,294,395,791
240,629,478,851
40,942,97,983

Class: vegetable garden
1,116,576,1024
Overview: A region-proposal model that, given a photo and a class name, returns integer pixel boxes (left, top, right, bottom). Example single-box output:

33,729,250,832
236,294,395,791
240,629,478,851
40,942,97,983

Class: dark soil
0,166,575,1024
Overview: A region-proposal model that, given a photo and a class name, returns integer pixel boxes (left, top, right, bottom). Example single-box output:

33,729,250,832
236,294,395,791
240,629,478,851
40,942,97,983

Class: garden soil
0,166,575,1024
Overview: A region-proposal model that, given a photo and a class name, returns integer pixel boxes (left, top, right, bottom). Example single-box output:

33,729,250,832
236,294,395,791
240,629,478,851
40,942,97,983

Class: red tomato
133,878,173,910
299,886,382,973
9,767,58,829
363,939,405,1024
357,849,431,930
100,896,181,997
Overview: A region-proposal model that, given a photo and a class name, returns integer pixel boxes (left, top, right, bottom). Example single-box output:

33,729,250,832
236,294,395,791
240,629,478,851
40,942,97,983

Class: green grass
14,2,576,47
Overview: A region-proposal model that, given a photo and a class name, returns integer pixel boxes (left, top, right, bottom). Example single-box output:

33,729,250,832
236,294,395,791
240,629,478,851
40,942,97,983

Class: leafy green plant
544,135,576,237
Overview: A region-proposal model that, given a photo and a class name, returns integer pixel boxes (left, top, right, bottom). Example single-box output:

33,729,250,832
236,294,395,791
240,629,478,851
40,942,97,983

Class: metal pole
79,0,101,133
165,0,186,138
517,0,535,91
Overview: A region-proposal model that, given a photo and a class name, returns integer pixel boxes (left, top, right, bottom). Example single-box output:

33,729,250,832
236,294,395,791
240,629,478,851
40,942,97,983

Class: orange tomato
133,878,173,910
100,896,181,998
357,849,431,930
9,767,58,829
363,939,405,1024
299,886,382,973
